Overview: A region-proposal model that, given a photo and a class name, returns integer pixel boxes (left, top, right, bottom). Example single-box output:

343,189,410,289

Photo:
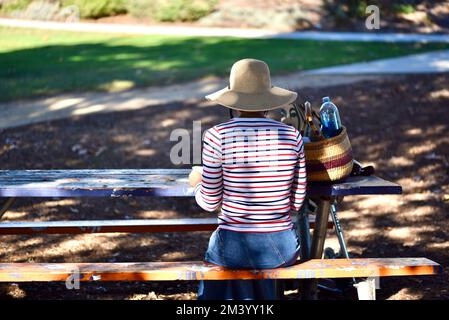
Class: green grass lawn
1,26,449,102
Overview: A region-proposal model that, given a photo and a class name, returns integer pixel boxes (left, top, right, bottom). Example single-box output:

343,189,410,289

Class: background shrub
0,0,34,14
1,0,217,21
61,0,127,19
392,3,416,15
125,0,150,19
154,0,217,22
323,0,422,25
127,0,217,22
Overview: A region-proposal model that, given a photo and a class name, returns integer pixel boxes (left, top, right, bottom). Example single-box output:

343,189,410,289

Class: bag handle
304,101,324,140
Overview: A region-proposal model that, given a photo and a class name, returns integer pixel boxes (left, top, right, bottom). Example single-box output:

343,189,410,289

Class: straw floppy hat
205,59,298,112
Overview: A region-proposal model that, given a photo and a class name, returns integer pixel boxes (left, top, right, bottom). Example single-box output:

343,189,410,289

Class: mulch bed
0,73,448,300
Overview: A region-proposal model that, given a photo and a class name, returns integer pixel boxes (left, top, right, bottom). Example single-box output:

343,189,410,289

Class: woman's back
193,58,305,299
196,117,306,233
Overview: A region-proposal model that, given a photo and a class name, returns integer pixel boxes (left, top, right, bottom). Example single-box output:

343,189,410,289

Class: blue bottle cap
322,96,330,103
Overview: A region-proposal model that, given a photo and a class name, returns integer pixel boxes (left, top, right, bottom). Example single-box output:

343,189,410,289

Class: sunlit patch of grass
99,80,136,92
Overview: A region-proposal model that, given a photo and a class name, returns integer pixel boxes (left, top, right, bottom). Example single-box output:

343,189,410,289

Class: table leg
301,198,332,300
297,200,311,261
0,198,15,219
296,200,311,299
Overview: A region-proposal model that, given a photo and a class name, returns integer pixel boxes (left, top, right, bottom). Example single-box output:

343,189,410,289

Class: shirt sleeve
290,130,307,212
194,127,223,212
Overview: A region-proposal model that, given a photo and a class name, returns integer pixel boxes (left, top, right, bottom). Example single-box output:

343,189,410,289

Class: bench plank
0,258,439,282
0,169,402,198
0,216,329,235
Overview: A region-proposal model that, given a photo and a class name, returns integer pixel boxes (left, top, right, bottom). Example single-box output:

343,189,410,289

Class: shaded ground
0,73,448,300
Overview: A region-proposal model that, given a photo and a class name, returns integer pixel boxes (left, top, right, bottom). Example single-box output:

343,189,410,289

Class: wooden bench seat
0,258,440,282
0,216,329,235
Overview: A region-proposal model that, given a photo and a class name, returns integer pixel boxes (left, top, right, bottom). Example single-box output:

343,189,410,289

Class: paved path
0,73,380,130
305,49,449,75
1,47,449,130
1,18,449,43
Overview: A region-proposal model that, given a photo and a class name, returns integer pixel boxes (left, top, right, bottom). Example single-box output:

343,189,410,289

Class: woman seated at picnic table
189,58,307,300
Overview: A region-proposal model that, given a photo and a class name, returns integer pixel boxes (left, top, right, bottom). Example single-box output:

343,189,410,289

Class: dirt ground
0,73,448,300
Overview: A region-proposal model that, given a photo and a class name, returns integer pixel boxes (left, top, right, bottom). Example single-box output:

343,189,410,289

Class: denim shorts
198,227,300,300
205,227,300,269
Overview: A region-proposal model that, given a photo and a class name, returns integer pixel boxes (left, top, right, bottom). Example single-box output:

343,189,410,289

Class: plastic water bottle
319,97,342,138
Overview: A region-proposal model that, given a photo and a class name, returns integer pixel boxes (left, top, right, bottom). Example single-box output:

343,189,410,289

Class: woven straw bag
304,126,354,182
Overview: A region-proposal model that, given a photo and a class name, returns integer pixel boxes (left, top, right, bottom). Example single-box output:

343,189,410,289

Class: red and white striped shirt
194,117,307,233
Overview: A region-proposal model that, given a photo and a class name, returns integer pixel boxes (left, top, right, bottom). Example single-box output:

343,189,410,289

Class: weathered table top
0,169,402,198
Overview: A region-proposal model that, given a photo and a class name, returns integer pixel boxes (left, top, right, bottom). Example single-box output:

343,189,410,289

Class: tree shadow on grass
1,35,448,102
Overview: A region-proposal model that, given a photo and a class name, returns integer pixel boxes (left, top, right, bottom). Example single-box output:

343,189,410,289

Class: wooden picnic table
0,169,401,198
0,169,402,299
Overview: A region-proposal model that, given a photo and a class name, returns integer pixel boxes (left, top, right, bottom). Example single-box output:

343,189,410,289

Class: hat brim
205,86,298,112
